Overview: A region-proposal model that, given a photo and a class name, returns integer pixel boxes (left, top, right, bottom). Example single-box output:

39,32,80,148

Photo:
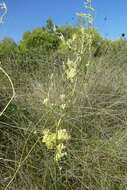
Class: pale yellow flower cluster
64,59,77,83
42,129,70,161
43,98,49,105
61,104,66,110
42,129,56,149
55,143,67,162
57,129,70,141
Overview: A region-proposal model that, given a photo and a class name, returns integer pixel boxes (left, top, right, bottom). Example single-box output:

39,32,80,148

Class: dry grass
1,53,127,190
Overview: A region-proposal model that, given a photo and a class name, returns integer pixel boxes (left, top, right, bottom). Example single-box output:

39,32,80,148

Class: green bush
20,29,61,53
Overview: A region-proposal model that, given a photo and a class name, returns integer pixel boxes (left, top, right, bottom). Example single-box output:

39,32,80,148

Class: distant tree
22,30,31,40
111,38,127,54
0,37,17,59
58,24,79,40
46,18,53,31
2,37,17,47
32,27,43,34
19,29,61,53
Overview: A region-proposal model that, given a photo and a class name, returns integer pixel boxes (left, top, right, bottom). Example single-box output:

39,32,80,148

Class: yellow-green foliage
0,37,17,58
19,26,61,54
22,30,31,40
111,38,127,53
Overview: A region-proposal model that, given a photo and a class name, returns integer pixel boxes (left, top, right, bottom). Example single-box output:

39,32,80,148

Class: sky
0,0,127,43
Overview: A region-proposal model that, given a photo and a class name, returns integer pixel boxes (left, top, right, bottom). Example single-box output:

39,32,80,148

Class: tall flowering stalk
42,1,96,189
43,0,97,165
77,0,96,67
77,0,96,29
54,0,96,85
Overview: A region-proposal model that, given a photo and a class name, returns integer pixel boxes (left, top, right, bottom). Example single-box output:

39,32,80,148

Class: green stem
4,137,41,190
0,66,15,117
54,118,62,190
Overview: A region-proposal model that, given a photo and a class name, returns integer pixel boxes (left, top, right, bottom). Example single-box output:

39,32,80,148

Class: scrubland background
1,18,127,190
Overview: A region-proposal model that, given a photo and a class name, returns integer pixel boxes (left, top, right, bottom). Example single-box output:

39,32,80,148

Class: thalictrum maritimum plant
42,1,96,189
42,0,96,164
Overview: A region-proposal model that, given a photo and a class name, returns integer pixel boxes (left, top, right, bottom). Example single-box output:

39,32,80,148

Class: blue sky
0,0,127,43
